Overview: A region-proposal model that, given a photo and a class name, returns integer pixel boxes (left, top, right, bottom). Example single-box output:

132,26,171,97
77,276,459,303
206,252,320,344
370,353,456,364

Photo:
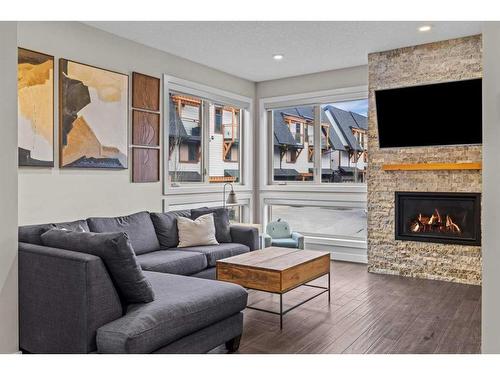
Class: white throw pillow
177,213,219,248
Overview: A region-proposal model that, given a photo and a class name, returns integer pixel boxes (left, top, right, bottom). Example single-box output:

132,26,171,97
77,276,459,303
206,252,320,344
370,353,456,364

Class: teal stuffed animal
264,218,304,249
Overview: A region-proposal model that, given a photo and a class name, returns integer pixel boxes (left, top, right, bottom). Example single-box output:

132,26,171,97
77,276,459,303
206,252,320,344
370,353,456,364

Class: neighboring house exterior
168,94,240,184
273,105,368,182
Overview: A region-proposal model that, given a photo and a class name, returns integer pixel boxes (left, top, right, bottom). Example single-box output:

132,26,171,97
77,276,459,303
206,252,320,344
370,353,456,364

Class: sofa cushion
96,271,248,353
87,212,160,255
137,250,207,275
177,243,249,267
190,267,216,280
150,212,179,249
191,207,232,243
41,229,154,304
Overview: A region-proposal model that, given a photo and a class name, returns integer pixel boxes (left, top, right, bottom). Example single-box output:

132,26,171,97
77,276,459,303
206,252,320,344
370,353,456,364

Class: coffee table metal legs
280,294,283,330
246,271,331,330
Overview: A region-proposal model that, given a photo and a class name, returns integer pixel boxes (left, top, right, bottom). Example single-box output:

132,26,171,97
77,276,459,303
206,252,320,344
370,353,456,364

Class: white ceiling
84,21,482,82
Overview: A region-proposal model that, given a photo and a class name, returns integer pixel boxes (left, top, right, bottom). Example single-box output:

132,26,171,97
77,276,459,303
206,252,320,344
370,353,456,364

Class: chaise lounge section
18,209,259,354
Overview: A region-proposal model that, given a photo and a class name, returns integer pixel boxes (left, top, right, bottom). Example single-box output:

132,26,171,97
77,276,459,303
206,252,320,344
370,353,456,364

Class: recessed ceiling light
418,25,432,32
273,54,284,61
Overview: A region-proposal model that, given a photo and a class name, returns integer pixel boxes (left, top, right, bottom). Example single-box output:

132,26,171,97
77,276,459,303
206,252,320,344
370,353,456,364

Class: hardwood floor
230,261,481,354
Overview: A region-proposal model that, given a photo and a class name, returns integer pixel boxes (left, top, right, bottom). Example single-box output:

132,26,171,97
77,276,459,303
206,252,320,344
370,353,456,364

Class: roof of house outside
281,106,314,120
169,171,202,182
274,168,299,177
351,111,368,130
326,123,346,151
169,98,188,139
224,169,240,178
324,105,364,152
273,110,300,147
274,106,346,151
273,105,370,153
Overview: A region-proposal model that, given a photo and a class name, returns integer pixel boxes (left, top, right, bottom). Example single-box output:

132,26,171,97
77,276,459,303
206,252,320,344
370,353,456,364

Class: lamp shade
226,190,238,205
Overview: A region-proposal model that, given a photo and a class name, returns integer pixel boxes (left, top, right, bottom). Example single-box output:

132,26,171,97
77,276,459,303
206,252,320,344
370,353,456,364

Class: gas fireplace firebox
395,192,481,246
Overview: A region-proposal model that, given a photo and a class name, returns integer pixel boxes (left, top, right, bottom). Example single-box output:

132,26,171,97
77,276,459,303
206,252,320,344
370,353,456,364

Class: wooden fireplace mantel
382,162,482,171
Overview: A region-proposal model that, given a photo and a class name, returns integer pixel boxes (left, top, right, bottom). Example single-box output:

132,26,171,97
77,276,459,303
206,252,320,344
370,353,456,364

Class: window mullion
313,105,321,184
267,110,274,185
202,100,210,184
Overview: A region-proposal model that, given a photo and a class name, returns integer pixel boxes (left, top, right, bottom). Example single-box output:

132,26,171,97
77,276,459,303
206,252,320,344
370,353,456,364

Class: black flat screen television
375,78,482,148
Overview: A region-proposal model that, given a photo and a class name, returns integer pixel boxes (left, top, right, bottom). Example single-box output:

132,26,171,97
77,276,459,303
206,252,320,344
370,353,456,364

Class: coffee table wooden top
216,247,330,293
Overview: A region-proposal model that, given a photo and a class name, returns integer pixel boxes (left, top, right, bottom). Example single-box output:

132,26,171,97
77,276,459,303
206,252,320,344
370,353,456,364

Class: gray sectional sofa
18,209,259,354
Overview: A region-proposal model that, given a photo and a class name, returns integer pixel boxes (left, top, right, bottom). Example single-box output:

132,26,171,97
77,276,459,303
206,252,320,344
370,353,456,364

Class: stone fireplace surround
367,35,482,285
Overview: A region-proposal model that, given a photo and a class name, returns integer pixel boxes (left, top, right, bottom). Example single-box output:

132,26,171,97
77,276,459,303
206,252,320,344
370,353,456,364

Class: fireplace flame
409,209,462,234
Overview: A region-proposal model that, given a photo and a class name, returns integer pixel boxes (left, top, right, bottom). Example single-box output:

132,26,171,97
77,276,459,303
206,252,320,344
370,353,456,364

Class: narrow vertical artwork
59,59,129,169
132,110,160,146
18,48,54,167
133,148,159,182
132,72,160,111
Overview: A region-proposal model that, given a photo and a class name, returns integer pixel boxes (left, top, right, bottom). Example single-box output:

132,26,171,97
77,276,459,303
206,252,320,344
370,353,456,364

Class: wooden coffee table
216,247,331,329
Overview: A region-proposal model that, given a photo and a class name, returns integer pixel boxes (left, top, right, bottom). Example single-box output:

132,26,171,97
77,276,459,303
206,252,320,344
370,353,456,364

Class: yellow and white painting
59,59,128,168
18,48,54,167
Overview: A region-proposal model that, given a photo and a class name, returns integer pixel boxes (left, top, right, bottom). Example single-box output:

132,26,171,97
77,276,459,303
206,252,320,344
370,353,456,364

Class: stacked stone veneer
367,35,482,285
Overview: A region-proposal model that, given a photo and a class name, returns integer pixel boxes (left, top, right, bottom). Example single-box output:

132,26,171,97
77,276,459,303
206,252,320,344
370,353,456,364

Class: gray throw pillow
18,220,89,245
53,219,90,232
87,211,160,255
150,212,179,249
41,229,155,304
191,207,232,243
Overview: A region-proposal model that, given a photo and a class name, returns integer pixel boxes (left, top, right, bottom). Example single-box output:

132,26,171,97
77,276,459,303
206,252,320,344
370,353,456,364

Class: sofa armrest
19,242,123,353
291,232,305,249
230,225,259,251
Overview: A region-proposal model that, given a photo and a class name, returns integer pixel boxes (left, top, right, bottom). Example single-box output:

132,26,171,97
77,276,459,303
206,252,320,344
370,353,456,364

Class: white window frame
259,85,369,193
164,75,253,196
257,86,369,263
162,194,253,224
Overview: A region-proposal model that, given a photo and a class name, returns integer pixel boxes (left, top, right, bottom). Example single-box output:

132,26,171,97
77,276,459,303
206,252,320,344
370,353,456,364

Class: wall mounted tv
375,78,482,148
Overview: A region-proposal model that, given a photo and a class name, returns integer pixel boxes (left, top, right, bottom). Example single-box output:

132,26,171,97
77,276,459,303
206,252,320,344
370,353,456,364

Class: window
272,105,314,182
322,99,368,184
271,205,367,240
308,146,314,163
286,150,297,163
214,107,223,134
168,90,244,186
179,143,198,163
227,205,242,223
169,93,203,183
209,104,241,183
269,99,368,184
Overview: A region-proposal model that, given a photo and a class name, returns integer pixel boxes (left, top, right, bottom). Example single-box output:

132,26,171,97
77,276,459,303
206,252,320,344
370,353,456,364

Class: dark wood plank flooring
222,261,481,354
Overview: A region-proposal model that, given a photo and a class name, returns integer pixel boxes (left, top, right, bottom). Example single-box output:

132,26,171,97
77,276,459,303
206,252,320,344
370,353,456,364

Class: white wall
17,22,255,225
0,22,19,353
482,22,500,354
257,65,368,98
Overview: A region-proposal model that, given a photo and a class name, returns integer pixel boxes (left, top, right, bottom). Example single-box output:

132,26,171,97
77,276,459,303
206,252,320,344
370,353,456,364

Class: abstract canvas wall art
18,48,54,167
59,59,128,169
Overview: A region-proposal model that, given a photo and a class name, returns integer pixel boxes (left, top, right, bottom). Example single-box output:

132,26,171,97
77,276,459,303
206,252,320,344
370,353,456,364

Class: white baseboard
329,251,367,263
305,236,368,264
